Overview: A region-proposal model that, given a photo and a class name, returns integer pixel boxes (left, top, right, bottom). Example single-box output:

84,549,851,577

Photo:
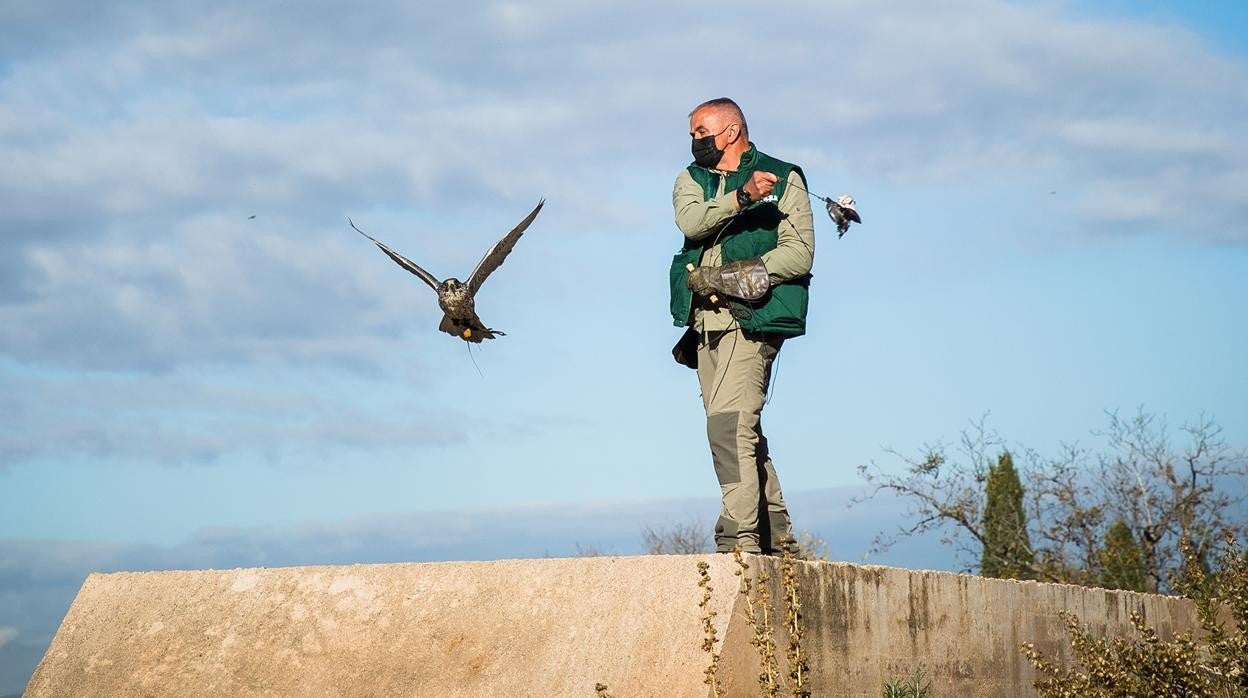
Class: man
669,97,815,555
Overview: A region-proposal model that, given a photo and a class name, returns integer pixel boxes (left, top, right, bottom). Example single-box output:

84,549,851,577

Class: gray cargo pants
696,329,794,554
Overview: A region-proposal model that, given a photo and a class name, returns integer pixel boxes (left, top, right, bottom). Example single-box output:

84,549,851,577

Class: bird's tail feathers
439,315,503,343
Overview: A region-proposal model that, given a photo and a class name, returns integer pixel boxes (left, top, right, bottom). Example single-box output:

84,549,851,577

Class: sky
1,0,1247,693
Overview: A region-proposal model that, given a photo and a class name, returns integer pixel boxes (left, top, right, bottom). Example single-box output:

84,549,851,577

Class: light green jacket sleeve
672,169,737,242
761,170,815,284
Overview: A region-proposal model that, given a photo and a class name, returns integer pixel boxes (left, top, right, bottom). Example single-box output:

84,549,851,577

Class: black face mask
691,134,723,169
690,124,733,168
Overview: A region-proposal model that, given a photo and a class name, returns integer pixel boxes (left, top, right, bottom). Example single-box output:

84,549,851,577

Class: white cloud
0,627,15,650
1,0,1238,249
0,359,470,468
0,0,1245,460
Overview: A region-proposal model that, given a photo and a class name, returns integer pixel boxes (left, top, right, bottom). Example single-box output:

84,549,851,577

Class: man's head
688,97,750,170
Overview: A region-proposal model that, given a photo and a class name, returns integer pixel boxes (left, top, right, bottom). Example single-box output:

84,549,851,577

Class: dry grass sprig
755,564,781,696
733,548,757,627
718,548,814,696
781,541,811,697
697,560,722,697
732,548,782,695
732,549,766,693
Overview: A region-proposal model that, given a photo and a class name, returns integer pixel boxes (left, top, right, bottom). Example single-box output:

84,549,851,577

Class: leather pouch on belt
671,327,699,369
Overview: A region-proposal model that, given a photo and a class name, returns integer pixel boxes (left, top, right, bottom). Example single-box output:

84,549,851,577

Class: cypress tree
1099,519,1148,592
981,451,1035,579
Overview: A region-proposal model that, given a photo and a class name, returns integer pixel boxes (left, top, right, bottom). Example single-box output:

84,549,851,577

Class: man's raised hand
742,171,779,203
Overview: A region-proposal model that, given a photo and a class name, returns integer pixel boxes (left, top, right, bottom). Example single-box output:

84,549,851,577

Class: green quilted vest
668,145,810,337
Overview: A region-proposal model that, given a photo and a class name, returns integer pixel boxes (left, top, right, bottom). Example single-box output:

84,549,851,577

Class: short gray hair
689,97,748,138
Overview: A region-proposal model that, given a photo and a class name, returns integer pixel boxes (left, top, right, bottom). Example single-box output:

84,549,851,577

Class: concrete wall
27,555,1198,697
764,560,1197,696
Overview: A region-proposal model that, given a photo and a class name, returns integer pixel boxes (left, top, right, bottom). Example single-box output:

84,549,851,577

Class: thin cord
765,347,780,405
698,175,747,407
705,329,739,410
466,341,484,377
786,176,860,238
784,177,832,204
696,172,814,407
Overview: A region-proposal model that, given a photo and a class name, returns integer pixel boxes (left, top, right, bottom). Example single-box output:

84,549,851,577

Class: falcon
350,199,544,342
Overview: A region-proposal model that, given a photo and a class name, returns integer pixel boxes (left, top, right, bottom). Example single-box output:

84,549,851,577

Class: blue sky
1,0,1247,692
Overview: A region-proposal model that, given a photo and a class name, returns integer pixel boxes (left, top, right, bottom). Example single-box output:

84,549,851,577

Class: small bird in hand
350,200,544,342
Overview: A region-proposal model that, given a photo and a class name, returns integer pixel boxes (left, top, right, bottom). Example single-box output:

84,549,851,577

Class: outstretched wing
466,199,544,296
824,196,862,238
349,218,440,293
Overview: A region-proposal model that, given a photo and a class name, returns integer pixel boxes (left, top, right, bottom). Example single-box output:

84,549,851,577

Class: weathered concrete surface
766,560,1198,697
27,556,1198,697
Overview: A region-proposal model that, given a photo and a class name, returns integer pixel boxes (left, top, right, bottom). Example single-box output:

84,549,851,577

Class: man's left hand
686,259,770,300
687,265,718,295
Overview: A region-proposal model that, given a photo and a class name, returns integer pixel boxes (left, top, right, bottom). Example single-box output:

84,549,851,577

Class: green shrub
1022,531,1248,697
882,669,932,698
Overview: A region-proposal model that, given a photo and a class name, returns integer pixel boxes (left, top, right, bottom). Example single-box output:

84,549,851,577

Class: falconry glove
686,258,770,300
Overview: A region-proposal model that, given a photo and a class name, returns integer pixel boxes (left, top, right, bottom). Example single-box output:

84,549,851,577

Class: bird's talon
462,328,472,338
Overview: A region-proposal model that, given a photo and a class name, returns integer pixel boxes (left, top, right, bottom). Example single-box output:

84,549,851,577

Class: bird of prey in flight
350,200,544,343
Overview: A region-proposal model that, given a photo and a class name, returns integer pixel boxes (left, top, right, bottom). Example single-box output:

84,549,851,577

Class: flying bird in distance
350,199,544,343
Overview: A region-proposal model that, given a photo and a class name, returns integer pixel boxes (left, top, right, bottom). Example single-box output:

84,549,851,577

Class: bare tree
856,408,1247,592
573,542,610,557
642,519,832,561
642,519,713,555
1096,410,1244,591
792,530,832,562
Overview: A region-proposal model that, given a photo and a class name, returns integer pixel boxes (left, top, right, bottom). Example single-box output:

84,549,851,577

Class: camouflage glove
686,258,770,300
